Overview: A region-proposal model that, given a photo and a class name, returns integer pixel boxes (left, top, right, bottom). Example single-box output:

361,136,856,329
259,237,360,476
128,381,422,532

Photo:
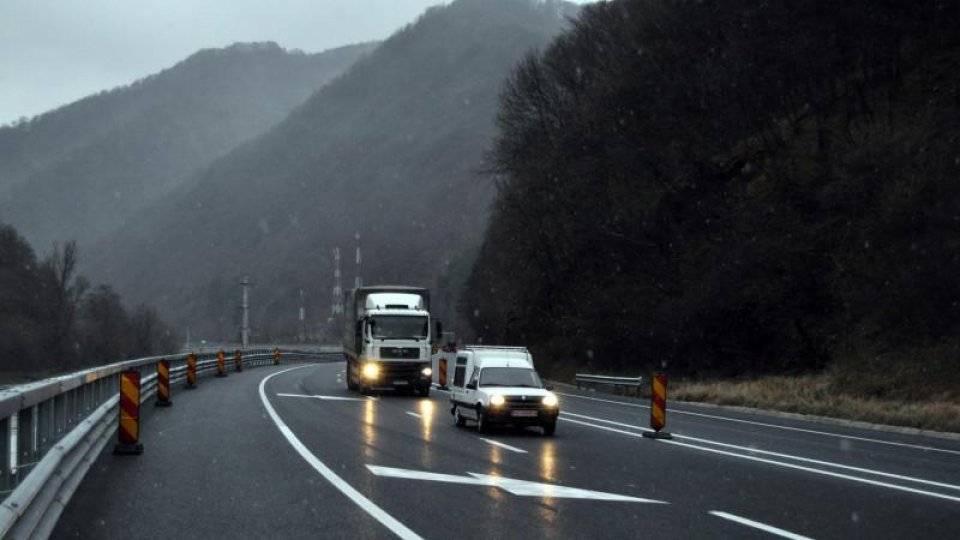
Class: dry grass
670,374,960,434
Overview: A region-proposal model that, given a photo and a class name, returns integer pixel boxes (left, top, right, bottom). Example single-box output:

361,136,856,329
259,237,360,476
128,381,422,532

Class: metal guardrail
575,373,644,397
0,345,342,539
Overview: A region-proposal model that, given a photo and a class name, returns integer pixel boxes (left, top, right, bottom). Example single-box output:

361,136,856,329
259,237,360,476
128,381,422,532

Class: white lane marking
260,367,422,540
277,393,376,402
406,411,422,419
561,412,960,492
557,392,960,456
479,437,528,454
367,465,666,503
710,511,813,540
560,416,960,504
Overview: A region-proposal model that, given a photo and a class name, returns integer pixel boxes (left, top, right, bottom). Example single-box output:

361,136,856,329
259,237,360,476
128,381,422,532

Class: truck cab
449,346,559,436
344,287,436,396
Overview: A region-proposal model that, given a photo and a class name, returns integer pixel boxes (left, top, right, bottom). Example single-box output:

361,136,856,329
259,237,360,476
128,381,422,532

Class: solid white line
557,392,960,456
479,438,528,454
560,412,960,492
259,366,423,540
406,411,422,419
559,416,960,504
709,511,813,540
277,393,376,402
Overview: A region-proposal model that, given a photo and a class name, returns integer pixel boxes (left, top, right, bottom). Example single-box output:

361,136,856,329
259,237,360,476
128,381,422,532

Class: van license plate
511,410,537,417
393,380,409,386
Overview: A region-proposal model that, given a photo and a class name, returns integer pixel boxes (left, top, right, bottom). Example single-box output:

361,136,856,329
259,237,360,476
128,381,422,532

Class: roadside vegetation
670,374,960,434
463,0,960,431
0,224,177,378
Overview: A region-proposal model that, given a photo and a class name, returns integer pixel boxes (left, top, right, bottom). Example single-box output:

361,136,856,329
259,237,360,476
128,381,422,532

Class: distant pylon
332,247,343,315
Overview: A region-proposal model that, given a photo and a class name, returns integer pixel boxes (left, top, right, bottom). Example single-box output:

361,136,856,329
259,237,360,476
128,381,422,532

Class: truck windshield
370,315,428,340
479,368,542,388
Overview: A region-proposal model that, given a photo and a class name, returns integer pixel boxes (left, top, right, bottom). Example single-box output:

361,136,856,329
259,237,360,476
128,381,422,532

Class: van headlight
490,394,506,406
421,366,433,377
362,363,380,379
542,393,558,407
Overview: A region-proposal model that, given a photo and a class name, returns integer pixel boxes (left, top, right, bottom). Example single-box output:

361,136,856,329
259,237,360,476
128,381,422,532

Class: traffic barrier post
155,360,172,407
216,349,228,377
114,370,144,454
234,349,243,372
438,357,448,389
642,373,672,439
186,353,198,389
273,348,281,365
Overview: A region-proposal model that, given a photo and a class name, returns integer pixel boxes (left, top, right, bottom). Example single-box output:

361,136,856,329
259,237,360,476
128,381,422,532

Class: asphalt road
55,362,960,539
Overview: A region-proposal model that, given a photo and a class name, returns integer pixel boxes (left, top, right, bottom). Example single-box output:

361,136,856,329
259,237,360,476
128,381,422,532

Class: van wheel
418,387,430,398
454,406,466,427
543,422,556,436
476,406,488,434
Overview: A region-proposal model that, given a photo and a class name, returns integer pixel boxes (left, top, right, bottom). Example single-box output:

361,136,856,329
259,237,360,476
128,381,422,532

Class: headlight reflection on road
538,440,559,530
540,440,556,483
363,398,376,459
419,399,435,441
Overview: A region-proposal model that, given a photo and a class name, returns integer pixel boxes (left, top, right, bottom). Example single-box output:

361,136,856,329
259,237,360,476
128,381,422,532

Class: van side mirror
545,384,555,391
466,382,476,390
433,320,443,344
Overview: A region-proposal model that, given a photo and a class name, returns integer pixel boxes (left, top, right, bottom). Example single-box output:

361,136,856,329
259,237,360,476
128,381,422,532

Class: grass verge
670,374,960,434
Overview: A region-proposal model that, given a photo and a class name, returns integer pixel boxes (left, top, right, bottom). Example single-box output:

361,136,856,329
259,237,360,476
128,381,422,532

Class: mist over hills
85,0,578,342
0,41,376,249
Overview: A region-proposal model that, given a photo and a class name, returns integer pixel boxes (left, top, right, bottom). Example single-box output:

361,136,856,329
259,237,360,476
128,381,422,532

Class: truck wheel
543,422,556,436
418,386,430,398
454,406,466,427
346,360,356,390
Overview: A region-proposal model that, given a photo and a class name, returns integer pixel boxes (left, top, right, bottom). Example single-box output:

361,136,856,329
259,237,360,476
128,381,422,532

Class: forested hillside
0,42,375,248
85,0,577,342
464,0,960,392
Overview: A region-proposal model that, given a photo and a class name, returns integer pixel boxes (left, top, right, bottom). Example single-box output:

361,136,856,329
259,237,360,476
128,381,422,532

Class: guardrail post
234,349,244,372
114,370,144,455
155,360,173,407
273,348,281,365
216,350,228,378
185,353,198,389
642,373,672,440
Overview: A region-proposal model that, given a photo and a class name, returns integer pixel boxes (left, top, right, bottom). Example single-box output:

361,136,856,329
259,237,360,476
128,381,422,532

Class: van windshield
479,367,542,388
370,315,428,340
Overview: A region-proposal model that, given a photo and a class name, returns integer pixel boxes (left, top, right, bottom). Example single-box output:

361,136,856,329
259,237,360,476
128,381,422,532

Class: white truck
449,346,559,436
343,285,439,396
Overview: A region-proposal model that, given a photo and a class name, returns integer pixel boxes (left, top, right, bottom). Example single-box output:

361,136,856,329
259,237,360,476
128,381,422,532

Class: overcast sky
0,0,588,126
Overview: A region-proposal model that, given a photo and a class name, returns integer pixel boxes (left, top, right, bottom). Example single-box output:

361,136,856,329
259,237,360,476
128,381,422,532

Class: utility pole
240,276,251,348
299,288,306,342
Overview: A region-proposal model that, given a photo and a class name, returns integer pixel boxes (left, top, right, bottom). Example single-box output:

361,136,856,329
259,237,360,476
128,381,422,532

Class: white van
449,346,559,436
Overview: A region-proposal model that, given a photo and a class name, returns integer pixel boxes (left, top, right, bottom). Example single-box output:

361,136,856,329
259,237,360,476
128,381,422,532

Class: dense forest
464,0,960,392
0,224,175,377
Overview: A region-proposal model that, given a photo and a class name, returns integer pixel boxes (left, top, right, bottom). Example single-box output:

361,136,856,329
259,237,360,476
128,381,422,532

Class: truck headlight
490,394,506,406
421,366,433,377
542,393,558,407
362,363,380,379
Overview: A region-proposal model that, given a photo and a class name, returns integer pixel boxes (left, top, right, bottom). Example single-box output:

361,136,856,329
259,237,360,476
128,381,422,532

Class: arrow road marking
479,437,528,454
366,465,667,503
710,511,814,540
277,393,375,402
